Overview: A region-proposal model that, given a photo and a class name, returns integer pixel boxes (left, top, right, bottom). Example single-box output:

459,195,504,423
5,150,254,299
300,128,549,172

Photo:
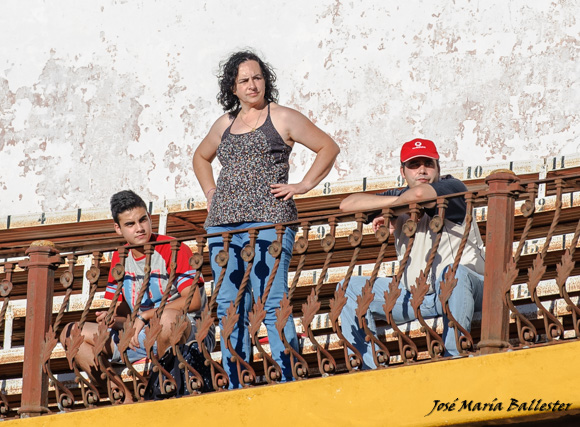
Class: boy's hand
372,216,385,232
95,311,108,324
372,216,395,235
130,317,146,350
95,311,115,327
95,311,126,330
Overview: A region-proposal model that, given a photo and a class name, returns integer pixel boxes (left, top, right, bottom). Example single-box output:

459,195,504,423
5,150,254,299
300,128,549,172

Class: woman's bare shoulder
212,112,235,131
269,103,308,126
199,112,234,148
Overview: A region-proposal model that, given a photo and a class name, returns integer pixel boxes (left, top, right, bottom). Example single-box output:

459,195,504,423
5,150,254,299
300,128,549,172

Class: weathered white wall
0,0,578,218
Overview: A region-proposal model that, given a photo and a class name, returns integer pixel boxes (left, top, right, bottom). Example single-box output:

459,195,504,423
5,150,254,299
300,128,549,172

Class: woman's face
233,60,265,105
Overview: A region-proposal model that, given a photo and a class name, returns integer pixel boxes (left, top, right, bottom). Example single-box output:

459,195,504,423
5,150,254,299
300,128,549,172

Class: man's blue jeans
207,222,299,388
339,265,484,368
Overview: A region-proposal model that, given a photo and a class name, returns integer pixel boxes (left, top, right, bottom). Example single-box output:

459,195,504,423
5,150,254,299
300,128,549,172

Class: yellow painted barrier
9,340,580,426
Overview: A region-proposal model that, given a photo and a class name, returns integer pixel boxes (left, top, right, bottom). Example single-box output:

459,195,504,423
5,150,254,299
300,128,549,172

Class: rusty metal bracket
275,294,309,380
355,280,390,368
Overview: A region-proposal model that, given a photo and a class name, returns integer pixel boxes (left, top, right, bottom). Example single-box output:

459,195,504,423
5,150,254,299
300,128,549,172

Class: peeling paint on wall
0,0,578,217
1,57,146,213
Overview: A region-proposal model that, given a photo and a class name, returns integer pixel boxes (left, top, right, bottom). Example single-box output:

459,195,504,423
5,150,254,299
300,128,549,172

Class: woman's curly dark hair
217,50,279,113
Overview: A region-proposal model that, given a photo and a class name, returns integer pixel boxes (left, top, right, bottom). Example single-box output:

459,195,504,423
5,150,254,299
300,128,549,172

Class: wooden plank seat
1,165,575,259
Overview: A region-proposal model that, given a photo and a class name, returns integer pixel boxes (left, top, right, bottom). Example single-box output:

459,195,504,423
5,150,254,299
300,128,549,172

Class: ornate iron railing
1,170,580,418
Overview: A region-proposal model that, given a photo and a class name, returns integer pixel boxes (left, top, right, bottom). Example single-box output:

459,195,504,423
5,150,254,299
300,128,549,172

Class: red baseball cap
400,138,439,163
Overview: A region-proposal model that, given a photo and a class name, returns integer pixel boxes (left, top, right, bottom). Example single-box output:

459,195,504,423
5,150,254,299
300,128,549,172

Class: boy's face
400,156,440,188
114,206,152,247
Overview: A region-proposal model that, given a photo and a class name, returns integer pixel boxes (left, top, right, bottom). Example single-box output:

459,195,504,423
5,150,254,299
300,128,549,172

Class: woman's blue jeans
207,222,298,388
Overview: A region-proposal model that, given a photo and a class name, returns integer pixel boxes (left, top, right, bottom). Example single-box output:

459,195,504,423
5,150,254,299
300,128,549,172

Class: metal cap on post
478,170,520,355
17,240,63,417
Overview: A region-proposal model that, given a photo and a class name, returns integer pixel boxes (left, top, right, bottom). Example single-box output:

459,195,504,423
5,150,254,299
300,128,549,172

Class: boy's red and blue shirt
104,234,203,311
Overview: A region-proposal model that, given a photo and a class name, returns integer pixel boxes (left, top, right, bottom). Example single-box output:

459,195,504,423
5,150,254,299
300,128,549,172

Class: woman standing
193,50,339,387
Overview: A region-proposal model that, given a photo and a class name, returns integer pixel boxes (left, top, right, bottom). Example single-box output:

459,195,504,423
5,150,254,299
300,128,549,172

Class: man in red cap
339,138,485,365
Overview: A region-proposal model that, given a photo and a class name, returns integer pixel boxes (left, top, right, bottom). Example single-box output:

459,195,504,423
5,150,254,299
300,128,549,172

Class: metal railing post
478,170,520,355
17,241,63,417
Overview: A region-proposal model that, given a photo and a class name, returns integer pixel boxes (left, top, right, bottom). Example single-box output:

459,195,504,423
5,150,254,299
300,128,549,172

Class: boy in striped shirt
61,190,214,377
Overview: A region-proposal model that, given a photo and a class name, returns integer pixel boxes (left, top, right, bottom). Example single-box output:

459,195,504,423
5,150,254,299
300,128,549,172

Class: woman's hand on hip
270,182,310,200
205,187,216,212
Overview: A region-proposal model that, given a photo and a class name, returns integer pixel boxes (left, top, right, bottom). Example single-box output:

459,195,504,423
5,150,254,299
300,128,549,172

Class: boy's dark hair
217,50,279,114
110,190,147,224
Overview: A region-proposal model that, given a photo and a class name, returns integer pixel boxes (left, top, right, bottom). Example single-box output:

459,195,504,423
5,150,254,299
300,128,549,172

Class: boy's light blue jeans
339,264,484,368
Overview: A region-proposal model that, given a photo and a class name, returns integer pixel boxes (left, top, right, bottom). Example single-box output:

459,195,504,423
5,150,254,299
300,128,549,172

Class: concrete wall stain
0,56,146,213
